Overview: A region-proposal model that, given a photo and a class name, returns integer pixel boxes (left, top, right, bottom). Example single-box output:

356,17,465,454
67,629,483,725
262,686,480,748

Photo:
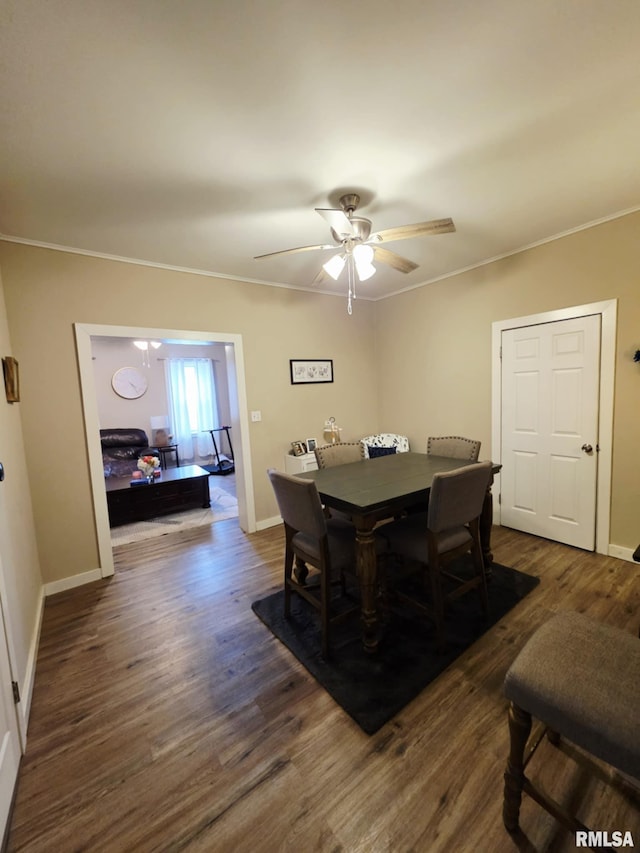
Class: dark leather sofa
101,428,158,478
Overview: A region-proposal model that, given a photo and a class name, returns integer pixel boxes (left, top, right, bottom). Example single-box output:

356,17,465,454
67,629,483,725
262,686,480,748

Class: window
166,358,219,460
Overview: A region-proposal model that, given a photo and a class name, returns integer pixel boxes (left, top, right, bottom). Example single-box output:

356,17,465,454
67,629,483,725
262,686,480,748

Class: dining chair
427,435,481,462
267,468,358,659
314,441,365,469
408,435,481,516
313,442,365,522
375,461,493,651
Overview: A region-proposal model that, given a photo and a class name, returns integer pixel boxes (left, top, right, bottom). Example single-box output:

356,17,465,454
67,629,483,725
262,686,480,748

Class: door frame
0,578,22,839
491,299,617,555
75,323,256,578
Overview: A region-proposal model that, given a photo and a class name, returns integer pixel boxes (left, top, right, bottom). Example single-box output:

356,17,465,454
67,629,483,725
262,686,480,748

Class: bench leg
503,701,532,832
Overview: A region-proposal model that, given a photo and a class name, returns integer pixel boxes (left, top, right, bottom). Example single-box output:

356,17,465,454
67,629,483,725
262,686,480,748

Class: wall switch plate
251,410,261,422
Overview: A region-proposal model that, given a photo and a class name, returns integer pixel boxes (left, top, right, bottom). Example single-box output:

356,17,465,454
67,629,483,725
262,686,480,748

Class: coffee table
105,464,210,527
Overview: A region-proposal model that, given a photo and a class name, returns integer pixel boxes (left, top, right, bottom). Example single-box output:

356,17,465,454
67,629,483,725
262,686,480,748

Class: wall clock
111,366,148,399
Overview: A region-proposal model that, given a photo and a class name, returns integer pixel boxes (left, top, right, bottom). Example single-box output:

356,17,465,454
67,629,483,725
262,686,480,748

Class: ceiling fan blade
311,267,332,286
315,207,355,238
254,244,335,260
375,217,455,243
372,246,419,274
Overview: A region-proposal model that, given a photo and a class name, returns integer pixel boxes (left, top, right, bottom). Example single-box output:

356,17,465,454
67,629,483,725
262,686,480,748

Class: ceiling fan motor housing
339,193,360,213
331,216,372,244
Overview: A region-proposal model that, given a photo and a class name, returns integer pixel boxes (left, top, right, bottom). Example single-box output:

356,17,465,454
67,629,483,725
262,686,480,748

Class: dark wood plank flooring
7,523,640,851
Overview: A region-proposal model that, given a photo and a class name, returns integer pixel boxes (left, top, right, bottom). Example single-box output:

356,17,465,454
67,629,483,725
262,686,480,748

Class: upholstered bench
503,610,640,838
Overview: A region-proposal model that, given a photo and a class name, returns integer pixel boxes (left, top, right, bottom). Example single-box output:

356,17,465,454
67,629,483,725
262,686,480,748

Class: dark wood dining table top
299,451,500,518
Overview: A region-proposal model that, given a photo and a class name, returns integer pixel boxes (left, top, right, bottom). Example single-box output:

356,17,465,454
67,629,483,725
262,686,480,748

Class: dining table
299,451,502,653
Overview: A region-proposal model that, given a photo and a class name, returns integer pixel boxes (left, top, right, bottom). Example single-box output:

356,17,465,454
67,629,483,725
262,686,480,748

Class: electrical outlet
251,410,261,422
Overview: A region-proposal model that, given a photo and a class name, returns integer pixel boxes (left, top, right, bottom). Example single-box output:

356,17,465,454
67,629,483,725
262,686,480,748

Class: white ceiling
1,1,639,302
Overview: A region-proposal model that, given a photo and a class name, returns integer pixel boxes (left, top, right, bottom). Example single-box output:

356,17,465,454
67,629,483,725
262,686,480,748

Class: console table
105,465,210,527
284,451,318,475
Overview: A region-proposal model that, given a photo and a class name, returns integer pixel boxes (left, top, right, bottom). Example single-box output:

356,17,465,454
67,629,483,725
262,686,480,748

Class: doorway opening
75,323,256,578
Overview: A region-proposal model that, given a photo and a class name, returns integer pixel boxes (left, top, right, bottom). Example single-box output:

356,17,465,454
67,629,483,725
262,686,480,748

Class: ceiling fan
255,193,455,313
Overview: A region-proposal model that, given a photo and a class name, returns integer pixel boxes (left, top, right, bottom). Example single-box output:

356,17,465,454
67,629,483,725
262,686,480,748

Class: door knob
581,444,593,453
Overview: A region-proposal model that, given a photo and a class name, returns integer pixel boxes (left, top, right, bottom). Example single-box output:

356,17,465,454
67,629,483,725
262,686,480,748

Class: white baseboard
44,567,104,597
608,544,639,563
256,515,282,531
16,589,45,748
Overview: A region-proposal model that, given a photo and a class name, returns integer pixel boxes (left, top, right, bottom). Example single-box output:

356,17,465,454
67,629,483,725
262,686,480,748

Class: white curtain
165,358,219,462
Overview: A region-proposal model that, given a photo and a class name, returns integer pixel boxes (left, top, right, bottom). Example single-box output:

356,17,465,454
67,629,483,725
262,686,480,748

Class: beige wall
92,338,171,437
1,210,639,588
0,266,43,723
373,210,640,550
0,243,379,584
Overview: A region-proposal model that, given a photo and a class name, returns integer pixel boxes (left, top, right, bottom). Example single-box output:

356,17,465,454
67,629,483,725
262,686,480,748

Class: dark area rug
251,563,539,734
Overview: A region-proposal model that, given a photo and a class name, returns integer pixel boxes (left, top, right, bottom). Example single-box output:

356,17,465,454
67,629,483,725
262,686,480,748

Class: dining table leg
354,517,380,654
480,478,496,577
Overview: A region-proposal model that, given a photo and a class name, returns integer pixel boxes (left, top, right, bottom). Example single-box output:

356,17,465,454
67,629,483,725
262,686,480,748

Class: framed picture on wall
2,357,19,403
290,359,333,384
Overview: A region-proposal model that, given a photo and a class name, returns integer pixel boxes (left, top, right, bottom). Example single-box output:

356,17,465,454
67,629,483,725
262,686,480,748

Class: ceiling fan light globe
353,243,374,264
355,261,376,281
323,254,346,280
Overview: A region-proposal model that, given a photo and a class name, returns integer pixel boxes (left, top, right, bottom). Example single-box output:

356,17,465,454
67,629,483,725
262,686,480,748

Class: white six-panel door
500,314,601,550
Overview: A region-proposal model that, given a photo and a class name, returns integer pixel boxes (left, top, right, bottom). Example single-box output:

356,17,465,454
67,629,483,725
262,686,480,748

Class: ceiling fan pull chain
347,256,354,314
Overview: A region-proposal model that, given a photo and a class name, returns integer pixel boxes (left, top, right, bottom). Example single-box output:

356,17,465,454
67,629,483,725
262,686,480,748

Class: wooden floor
7,523,640,852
